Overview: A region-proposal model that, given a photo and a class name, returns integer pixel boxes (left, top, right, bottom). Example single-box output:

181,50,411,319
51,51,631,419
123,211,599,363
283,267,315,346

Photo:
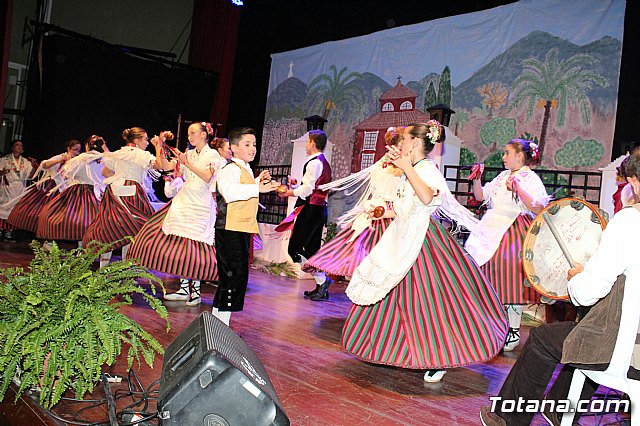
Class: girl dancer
211,137,233,163
465,139,548,352
36,135,108,245
82,127,156,267
6,139,81,234
128,123,221,306
342,122,508,383
301,127,405,298
0,140,38,239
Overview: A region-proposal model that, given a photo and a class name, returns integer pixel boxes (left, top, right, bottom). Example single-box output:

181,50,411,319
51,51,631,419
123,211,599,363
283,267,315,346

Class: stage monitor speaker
158,312,289,426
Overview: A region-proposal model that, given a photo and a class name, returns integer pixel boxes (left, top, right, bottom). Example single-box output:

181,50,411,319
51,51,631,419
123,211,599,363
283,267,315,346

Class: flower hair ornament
529,142,540,161
202,122,214,136
384,127,398,144
425,119,442,144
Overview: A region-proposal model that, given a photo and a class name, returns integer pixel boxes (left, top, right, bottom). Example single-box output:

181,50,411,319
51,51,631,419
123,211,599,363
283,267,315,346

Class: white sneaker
503,328,520,352
186,296,201,306
164,288,189,301
424,369,447,383
164,291,189,301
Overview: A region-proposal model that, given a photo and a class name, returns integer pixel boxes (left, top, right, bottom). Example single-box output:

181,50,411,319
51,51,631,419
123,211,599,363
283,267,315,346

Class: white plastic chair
561,278,640,425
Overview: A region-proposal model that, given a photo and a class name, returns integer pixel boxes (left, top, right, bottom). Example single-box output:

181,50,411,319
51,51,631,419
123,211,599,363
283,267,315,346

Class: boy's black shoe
309,290,329,301
303,284,320,298
309,277,333,301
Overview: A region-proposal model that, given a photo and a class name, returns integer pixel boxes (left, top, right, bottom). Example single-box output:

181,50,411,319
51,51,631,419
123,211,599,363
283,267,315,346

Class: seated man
480,149,640,426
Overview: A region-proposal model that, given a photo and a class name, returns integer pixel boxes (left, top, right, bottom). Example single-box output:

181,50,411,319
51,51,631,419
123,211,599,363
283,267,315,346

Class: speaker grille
201,313,284,409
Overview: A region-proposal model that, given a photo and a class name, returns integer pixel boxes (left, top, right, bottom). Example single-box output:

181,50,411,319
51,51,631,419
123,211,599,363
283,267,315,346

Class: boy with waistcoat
278,130,333,301
214,127,278,325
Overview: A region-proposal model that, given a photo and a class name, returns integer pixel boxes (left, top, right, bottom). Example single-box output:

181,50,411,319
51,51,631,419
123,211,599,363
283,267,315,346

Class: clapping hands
385,145,411,171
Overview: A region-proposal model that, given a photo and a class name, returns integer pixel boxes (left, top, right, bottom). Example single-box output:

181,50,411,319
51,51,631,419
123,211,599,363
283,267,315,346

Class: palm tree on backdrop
508,48,607,159
304,65,364,124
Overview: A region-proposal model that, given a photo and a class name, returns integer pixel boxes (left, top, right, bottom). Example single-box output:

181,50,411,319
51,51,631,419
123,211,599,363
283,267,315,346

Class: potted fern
0,241,169,409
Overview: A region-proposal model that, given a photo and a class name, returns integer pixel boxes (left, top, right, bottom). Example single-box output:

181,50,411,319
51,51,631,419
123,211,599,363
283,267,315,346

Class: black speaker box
158,312,289,426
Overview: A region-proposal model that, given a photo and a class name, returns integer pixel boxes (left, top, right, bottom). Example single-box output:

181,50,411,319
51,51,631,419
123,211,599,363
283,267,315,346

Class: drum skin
522,197,608,301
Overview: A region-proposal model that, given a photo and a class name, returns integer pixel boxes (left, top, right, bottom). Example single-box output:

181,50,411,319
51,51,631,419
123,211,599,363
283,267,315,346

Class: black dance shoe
309,290,329,302
309,277,333,302
303,284,321,298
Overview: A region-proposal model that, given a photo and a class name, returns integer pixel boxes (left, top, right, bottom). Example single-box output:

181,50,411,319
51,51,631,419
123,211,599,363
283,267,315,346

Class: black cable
37,369,163,426
43,408,109,426
101,375,119,426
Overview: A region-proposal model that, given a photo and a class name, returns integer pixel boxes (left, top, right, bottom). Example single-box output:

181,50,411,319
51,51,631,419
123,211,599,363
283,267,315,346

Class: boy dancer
278,130,332,301
213,127,278,325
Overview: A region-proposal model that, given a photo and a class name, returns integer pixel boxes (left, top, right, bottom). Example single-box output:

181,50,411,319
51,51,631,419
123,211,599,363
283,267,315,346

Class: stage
0,237,628,425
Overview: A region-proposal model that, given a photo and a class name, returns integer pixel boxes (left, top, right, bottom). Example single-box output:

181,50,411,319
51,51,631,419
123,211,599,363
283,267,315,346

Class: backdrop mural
261,0,625,184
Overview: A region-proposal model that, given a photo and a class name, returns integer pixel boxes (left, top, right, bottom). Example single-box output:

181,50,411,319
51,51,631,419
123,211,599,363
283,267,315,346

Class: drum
522,197,608,302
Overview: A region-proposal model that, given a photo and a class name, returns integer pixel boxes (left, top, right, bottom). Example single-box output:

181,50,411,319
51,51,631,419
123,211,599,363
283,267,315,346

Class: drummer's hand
567,262,584,281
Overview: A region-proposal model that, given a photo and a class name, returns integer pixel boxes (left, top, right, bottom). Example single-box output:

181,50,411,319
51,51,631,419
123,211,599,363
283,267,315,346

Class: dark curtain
0,0,12,126
23,33,217,161
189,0,240,135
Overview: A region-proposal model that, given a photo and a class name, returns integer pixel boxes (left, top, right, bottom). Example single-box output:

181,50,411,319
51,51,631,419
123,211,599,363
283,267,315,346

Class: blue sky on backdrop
268,0,625,90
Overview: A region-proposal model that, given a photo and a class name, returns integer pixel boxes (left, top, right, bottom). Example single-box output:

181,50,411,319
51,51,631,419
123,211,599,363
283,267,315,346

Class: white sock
77,240,83,248
121,244,130,260
311,270,327,285
100,251,112,268
211,307,231,326
506,304,523,329
299,254,308,265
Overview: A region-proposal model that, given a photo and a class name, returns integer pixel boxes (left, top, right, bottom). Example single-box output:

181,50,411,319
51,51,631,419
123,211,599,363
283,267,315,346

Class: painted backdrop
261,0,625,186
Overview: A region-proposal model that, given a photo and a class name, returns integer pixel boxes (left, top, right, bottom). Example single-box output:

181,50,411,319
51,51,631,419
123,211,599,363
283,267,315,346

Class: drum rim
522,197,608,301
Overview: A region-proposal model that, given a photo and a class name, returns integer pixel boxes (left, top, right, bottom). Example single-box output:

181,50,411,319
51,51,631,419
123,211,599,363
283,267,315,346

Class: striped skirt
37,184,99,241
342,219,508,369
7,180,56,233
82,181,153,250
303,218,392,277
481,215,540,305
127,202,218,281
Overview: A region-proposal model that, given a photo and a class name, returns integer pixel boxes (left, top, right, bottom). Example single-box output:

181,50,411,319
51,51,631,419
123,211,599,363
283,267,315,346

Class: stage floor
0,237,629,425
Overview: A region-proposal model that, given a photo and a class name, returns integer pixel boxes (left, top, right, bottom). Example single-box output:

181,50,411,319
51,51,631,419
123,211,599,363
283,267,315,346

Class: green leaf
0,241,169,409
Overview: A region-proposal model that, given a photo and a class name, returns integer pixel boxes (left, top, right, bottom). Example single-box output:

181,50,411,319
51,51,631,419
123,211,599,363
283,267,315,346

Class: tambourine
522,197,608,302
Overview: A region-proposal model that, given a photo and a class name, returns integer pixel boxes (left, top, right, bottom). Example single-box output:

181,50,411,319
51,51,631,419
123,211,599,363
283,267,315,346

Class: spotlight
230,0,244,5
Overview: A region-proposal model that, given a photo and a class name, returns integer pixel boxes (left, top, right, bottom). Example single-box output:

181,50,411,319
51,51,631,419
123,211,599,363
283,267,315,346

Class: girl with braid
465,139,549,352
128,122,222,306
342,121,507,383
83,127,156,266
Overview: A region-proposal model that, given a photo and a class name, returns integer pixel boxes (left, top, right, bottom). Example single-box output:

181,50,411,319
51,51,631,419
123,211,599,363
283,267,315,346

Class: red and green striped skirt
481,214,540,305
342,219,508,369
7,180,56,233
82,181,153,250
127,202,218,282
303,218,392,277
37,184,99,241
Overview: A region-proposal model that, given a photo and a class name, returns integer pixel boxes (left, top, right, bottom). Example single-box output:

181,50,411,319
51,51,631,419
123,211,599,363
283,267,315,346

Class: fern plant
0,241,170,409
